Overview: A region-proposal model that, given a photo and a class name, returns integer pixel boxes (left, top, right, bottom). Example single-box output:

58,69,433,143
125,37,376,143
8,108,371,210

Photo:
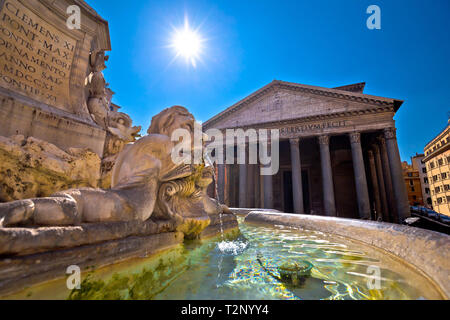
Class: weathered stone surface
0,135,101,202
245,211,450,299
0,218,177,256
99,154,118,189
0,231,183,297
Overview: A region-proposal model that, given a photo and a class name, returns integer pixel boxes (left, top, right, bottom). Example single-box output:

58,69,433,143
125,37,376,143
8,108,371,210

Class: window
435,186,441,193
433,175,439,182
411,186,415,192
438,197,443,204
422,168,427,174
425,187,430,194
438,159,444,166
409,180,414,186
447,196,450,202
430,162,435,169
442,172,448,179
424,177,429,184
445,185,450,191
413,195,417,200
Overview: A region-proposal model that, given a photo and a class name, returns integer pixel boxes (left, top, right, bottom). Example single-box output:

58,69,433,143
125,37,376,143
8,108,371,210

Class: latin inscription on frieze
0,1,77,111
280,120,349,136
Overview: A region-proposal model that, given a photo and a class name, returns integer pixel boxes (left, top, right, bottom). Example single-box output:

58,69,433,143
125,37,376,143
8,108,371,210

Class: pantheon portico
203,80,410,223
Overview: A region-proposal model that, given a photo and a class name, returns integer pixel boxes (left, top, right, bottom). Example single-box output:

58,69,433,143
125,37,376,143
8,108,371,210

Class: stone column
247,162,255,208
318,135,336,216
239,143,248,208
249,138,259,208
217,163,225,204
263,140,273,209
224,164,234,207
384,127,410,222
254,159,261,208
289,138,305,214
368,150,382,220
373,144,390,221
349,132,371,219
377,136,396,222
263,174,273,209
223,144,231,206
231,164,239,207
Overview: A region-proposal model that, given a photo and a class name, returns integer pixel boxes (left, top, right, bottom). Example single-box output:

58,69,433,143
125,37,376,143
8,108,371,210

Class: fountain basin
1,210,448,300
243,210,450,299
0,213,238,297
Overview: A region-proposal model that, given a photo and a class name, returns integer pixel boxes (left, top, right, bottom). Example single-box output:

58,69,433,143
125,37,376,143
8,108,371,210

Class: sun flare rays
169,17,205,68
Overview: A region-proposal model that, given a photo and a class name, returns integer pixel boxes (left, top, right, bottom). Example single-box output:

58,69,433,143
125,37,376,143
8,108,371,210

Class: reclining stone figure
0,106,225,237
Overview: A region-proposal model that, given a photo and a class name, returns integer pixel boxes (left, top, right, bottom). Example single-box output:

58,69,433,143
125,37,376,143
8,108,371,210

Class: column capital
318,135,330,145
376,135,386,146
383,127,397,140
289,137,300,145
349,132,361,144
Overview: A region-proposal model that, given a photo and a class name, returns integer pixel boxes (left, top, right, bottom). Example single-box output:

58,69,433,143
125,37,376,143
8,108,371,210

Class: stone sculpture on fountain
0,106,230,238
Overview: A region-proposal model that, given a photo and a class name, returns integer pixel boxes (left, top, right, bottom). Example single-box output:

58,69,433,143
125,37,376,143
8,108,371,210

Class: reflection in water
4,217,443,300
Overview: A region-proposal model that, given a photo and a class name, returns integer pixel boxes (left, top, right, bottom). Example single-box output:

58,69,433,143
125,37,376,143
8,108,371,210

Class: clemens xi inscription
0,0,76,111
0,0,112,156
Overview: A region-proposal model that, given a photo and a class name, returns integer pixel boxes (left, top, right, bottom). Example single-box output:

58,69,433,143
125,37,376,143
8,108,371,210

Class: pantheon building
203,80,410,223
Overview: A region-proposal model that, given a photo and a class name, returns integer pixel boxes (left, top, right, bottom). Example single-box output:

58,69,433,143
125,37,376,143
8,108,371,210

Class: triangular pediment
204,80,402,130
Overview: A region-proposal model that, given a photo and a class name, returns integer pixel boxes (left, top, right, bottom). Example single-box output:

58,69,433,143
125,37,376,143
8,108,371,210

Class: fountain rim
233,208,450,300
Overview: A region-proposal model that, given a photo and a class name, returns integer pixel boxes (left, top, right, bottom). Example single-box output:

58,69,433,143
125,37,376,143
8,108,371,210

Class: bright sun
170,19,204,67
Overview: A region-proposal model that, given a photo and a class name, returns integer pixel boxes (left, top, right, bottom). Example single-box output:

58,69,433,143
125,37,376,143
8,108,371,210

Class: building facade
423,123,450,216
204,80,410,223
411,153,432,207
402,161,424,206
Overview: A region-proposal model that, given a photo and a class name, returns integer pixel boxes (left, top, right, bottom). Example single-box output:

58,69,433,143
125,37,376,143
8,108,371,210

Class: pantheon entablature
203,80,410,223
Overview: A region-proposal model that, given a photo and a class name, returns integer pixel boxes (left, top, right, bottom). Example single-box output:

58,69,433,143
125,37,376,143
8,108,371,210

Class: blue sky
91,0,450,161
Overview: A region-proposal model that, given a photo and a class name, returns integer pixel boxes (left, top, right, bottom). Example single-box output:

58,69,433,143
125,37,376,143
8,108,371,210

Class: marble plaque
0,0,77,111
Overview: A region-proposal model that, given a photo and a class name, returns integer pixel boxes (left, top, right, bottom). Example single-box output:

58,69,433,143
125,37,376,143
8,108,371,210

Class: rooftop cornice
333,82,366,93
424,125,450,150
204,80,403,129
423,142,450,163
76,0,111,50
37,0,111,51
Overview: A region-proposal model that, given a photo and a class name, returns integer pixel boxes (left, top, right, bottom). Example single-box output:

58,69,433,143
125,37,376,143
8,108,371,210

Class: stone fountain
0,0,447,300
0,1,237,296
0,106,238,296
